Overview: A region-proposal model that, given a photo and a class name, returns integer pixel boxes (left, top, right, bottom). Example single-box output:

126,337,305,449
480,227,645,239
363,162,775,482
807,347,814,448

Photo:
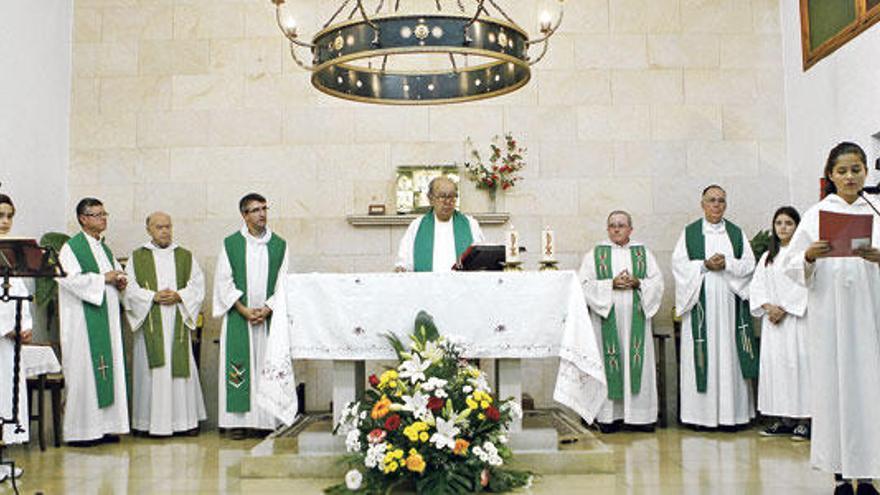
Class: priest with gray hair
122,212,207,437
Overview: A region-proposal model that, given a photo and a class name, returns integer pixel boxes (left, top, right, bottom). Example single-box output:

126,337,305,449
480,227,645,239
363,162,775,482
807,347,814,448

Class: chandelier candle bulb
541,227,556,262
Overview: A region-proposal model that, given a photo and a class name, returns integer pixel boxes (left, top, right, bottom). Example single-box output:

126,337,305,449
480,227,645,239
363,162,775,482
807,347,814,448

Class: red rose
384,414,401,431
427,397,444,411
369,374,379,387
486,406,501,422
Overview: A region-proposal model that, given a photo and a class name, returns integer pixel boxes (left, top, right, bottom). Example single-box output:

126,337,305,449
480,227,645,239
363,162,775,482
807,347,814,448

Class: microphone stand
858,190,880,218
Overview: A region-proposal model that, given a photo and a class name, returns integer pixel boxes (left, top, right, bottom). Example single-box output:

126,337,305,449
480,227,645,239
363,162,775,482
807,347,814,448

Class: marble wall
69,0,788,423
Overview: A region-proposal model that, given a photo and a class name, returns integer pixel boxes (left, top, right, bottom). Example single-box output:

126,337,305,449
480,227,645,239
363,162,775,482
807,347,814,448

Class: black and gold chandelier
270,0,564,105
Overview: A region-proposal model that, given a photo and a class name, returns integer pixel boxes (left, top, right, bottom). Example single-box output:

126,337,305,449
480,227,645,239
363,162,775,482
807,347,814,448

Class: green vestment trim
67,232,116,409
413,209,474,272
224,231,286,413
594,245,648,401
684,220,758,394
131,246,193,378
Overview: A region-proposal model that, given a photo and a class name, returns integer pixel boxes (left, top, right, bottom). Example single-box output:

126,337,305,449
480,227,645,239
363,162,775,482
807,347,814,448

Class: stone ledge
347,212,510,227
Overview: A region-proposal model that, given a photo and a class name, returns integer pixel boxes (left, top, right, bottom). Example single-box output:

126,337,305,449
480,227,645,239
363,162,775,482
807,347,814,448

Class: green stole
67,232,116,409
224,231,286,413
130,246,193,378
413,209,474,272
594,245,648,401
684,219,758,393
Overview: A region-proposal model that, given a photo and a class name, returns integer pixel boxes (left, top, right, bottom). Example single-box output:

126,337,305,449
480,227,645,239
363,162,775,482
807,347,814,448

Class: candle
506,225,520,263
541,226,555,262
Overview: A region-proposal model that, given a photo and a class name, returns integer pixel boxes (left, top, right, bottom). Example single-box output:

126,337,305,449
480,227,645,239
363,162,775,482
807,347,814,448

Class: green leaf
34,232,70,307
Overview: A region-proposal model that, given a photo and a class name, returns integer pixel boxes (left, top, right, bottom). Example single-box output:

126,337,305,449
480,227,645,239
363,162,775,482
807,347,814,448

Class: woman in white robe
0,194,30,482
783,142,880,495
749,206,810,440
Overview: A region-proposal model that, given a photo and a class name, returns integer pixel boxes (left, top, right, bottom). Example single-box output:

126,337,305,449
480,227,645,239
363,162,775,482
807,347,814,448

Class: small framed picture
368,204,386,216
396,165,460,214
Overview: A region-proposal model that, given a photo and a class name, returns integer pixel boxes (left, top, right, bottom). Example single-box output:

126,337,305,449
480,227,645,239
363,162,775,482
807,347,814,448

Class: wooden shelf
346,212,510,227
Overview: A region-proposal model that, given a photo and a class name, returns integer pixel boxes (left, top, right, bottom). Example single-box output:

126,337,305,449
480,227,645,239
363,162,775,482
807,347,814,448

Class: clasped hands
761,303,787,325
612,269,640,290
805,240,880,264
703,253,726,271
4,328,32,344
153,289,182,306
236,302,273,325
104,270,128,291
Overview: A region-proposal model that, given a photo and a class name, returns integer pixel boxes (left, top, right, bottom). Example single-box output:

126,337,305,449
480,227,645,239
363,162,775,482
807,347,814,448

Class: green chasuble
224,231,286,413
594,245,648,401
67,232,117,409
413,209,473,272
130,246,193,378
684,220,758,393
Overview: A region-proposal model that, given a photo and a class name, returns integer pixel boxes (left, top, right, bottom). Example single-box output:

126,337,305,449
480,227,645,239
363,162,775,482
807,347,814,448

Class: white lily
401,390,431,421
421,340,445,363
429,416,461,451
399,353,431,384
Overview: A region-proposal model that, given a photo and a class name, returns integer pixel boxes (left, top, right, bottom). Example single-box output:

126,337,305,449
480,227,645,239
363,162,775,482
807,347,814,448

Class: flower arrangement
463,133,526,198
326,312,532,494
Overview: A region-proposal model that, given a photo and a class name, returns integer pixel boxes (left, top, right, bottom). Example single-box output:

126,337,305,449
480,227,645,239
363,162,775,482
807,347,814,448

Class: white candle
506,226,520,263
541,227,555,262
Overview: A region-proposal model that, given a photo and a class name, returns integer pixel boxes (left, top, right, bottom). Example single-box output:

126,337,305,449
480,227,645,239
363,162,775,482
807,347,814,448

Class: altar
258,270,607,432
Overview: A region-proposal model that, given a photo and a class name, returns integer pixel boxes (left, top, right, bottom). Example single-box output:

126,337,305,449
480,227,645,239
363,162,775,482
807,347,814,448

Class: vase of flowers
463,134,526,213
325,311,532,494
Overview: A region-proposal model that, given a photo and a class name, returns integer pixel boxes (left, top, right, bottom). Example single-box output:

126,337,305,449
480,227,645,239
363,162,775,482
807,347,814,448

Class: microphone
858,189,880,217
865,157,880,194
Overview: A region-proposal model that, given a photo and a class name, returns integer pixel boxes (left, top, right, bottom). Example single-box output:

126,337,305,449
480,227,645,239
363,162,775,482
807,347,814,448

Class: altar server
0,194,31,481
749,207,810,441
784,142,880,495
579,210,664,432
123,212,206,436
672,185,757,428
396,177,484,272
214,193,288,439
57,197,130,445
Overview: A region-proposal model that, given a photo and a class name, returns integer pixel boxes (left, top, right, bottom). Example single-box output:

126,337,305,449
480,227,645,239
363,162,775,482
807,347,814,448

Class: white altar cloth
259,271,607,426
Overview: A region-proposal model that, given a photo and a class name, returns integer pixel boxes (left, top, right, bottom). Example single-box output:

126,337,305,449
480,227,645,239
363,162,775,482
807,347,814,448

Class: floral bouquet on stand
463,133,526,211
325,312,532,494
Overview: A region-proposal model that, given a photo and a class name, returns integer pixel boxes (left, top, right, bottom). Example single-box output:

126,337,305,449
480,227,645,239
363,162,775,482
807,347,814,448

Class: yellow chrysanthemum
405,451,426,473
419,431,429,442
371,395,392,419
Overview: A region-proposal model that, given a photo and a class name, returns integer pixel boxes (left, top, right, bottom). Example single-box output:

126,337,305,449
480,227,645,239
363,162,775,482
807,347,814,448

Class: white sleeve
265,245,289,312
178,256,205,329
783,209,818,289
121,252,155,332
639,248,665,319
672,229,705,317
57,243,106,307
578,250,613,319
212,244,243,318
723,230,756,299
468,216,485,244
395,220,419,271
748,253,770,317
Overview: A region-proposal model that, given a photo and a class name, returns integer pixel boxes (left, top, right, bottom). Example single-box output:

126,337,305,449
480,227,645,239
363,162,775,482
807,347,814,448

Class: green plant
34,232,70,338
750,230,772,264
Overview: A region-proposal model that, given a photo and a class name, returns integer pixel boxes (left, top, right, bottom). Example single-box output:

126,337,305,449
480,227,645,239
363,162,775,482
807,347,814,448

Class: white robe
783,194,880,478
395,212,484,272
578,240,664,424
213,226,289,430
749,247,810,418
122,242,207,436
0,278,31,444
58,232,130,442
672,219,756,427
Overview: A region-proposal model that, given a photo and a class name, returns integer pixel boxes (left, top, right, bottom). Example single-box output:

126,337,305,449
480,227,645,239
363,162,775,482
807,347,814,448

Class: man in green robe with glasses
578,210,665,433
213,193,288,440
672,185,757,430
395,177,484,272
58,197,130,446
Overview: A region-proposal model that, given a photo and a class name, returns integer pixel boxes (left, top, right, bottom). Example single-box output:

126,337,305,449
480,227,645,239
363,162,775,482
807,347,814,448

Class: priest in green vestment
57,197,131,444
578,211,664,432
395,177,484,272
122,212,206,437
213,193,288,439
672,185,757,428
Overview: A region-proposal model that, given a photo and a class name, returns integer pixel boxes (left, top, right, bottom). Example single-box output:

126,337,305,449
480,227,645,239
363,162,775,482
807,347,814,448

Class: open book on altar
819,210,874,257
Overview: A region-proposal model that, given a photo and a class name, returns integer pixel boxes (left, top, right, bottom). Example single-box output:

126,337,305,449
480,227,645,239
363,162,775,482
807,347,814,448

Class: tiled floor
1,426,841,494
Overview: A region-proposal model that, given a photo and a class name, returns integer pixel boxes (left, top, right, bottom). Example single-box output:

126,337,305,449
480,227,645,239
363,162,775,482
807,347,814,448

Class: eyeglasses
430,194,457,202
245,206,269,214
82,212,109,218
703,197,726,205
607,222,630,229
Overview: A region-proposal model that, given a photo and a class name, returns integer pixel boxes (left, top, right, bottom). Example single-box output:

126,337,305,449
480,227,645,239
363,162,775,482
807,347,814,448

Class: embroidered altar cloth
258,271,607,425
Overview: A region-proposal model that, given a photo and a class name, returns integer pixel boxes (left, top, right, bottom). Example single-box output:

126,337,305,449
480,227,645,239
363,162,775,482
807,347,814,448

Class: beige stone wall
70,0,787,422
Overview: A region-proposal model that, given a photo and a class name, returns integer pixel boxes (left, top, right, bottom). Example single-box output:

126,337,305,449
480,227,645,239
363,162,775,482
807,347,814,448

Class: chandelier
270,0,564,105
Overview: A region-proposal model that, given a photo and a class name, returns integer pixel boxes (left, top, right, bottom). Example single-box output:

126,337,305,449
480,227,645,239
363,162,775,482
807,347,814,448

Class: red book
819,210,874,257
